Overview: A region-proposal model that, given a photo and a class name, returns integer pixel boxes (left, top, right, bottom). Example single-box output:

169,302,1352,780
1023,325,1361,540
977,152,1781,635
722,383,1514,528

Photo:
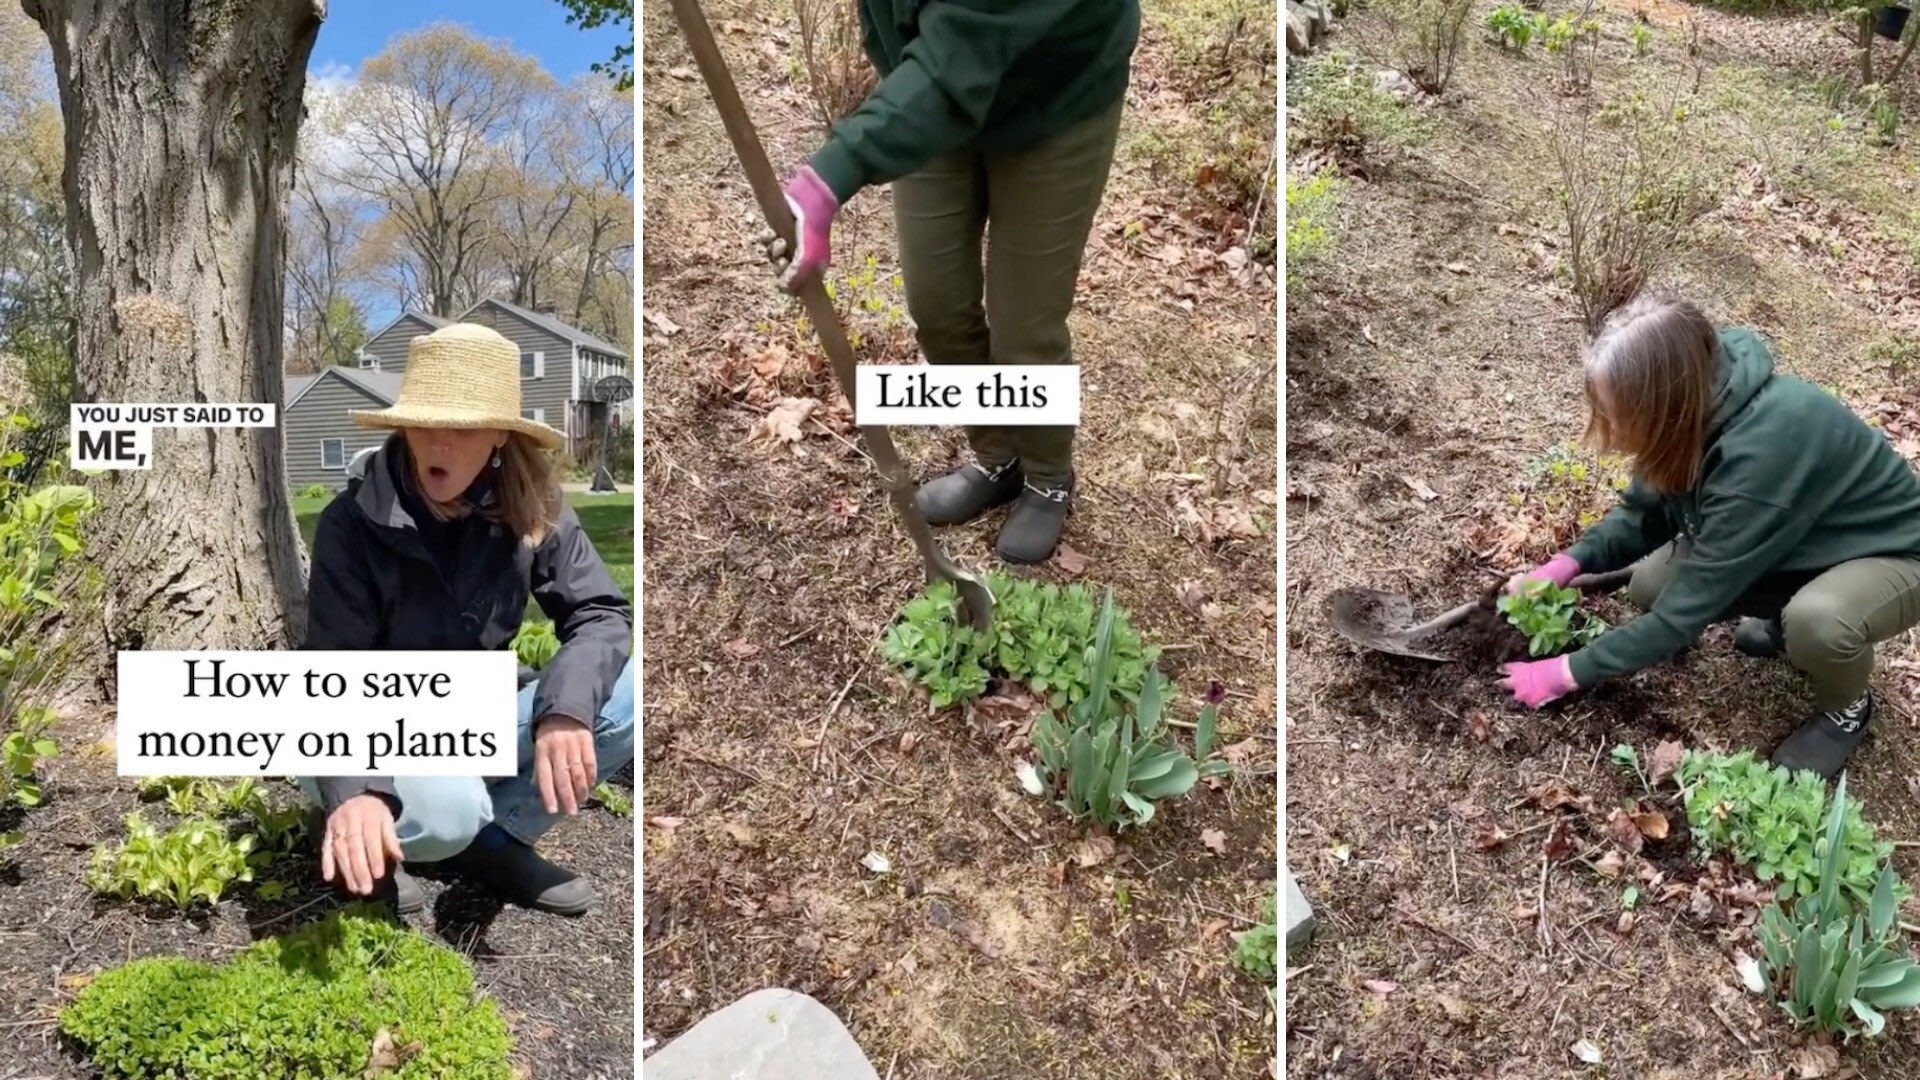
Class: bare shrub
793,0,876,132
1549,89,1717,335
1373,0,1474,95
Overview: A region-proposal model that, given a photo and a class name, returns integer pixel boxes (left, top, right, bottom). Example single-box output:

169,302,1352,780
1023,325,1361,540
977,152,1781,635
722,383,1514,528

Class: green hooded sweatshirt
1566,327,1920,688
806,0,1140,205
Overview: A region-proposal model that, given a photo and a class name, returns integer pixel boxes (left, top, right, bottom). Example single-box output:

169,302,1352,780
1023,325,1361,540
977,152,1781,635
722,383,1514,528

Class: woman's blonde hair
1581,295,1720,495
412,431,563,547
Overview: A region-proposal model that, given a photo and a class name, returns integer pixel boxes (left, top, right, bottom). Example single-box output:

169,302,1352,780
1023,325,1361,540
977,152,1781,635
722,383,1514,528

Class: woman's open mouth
427,465,449,482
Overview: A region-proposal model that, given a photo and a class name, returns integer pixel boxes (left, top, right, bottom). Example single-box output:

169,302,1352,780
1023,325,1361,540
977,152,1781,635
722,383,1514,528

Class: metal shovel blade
1326,588,1464,662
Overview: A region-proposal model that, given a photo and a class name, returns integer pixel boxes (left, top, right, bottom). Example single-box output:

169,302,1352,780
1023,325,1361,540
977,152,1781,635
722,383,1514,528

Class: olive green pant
1630,540,1920,708
890,100,1124,487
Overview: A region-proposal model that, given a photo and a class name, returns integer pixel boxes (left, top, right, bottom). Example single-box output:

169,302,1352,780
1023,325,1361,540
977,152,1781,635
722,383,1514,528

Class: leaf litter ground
1288,4,1920,1077
639,0,1279,1074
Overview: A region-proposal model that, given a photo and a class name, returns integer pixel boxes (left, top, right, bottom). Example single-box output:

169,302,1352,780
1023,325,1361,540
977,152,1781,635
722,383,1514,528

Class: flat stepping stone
645,988,879,1080
1285,863,1316,955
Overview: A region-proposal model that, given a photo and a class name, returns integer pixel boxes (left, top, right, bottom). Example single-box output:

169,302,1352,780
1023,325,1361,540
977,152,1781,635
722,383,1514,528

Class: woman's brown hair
413,431,563,547
1581,295,1721,495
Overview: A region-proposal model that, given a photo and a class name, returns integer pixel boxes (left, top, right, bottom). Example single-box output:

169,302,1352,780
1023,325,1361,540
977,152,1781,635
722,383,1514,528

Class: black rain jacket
301,433,632,811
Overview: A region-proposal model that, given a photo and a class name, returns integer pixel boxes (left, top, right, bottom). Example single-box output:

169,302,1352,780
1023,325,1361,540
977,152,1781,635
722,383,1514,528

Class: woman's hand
1501,656,1578,708
757,165,839,294
321,794,403,897
534,715,596,816
1505,552,1581,595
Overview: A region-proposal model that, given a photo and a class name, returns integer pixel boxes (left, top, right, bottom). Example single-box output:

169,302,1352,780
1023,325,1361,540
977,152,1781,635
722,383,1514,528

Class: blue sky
311,1,631,81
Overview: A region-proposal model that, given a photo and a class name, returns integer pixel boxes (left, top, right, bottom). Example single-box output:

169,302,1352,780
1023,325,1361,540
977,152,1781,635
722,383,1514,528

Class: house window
321,439,346,469
522,408,545,423
358,354,379,370
521,350,545,379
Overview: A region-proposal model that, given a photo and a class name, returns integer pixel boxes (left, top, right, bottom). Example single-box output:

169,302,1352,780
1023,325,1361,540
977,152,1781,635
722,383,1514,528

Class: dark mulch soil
0,741,635,1079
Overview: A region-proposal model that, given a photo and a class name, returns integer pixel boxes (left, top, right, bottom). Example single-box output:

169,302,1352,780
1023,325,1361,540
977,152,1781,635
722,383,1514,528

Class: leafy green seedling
1234,889,1279,984
1611,744,1653,795
86,813,256,909
592,782,632,818
1497,578,1607,657
512,621,561,671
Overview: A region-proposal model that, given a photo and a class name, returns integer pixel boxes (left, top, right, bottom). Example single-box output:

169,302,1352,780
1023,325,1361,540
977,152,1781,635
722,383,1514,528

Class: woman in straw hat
299,322,633,917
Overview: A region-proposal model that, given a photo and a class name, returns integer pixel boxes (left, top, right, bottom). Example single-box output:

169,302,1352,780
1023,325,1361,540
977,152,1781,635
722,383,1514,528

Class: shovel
666,0,995,632
1327,568,1635,661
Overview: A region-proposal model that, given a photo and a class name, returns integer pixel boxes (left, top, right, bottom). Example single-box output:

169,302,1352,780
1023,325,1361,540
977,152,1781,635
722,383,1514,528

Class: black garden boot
1734,617,1785,659
446,829,594,917
914,459,1024,526
997,472,1074,565
1771,691,1873,781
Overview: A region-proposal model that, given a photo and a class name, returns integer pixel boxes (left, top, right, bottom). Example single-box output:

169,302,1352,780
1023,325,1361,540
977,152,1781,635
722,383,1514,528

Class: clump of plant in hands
1497,578,1607,656
1677,749,1902,908
1026,590,1230,829
1754,774,1920,1038
61,905,515,1079
511,620,560,670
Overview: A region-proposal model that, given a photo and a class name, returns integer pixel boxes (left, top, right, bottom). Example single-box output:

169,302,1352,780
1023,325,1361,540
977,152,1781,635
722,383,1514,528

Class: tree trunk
21,0,322,655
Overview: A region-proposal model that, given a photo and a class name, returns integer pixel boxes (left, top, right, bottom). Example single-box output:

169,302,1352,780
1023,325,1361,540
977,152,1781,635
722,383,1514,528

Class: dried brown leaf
1605,808,1645,854
1473,824,1510,851
1468,713,1492,744
365,1028,424,1078
1542,820,1573,861
1052,543,1090,576
750,396,819,444
723,638,761,660
1631,810,1670,842
648,816,686,831
1594,850,1626,879
1201,828,1228,854
1649,740,1686,785
1073,835,1116,868
1789,1043,1841,1078
1362,979,1399,996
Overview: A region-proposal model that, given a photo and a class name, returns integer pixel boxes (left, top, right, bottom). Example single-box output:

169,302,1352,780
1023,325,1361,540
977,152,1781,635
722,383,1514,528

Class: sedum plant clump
1756,774,1920,1039
61,906,515,1079
1027,589,1230,829
882,573,1162,710
1677,749,1900,908
1496,577,1607,656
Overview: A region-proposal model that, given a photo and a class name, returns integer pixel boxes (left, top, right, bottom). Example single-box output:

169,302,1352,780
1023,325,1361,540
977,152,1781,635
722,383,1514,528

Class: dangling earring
490,451,502,469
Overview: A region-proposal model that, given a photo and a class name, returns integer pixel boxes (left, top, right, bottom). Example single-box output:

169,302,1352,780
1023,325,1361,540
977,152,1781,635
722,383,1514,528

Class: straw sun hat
349,322,564,451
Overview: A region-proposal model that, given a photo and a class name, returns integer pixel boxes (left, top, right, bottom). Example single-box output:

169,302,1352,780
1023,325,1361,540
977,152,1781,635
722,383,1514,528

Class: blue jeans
299,657,635,862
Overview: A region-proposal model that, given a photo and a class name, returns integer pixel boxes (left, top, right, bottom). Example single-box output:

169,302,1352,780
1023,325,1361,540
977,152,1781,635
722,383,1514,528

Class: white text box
854,364,1080,427
116,651,520,778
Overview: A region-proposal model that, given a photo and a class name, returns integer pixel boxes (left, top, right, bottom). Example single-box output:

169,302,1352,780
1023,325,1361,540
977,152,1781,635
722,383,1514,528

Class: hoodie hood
352,433,418,533
1707,327,1774,441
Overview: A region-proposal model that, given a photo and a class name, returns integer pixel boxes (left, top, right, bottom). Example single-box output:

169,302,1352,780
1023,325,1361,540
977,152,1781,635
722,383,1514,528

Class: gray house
283,300,632,491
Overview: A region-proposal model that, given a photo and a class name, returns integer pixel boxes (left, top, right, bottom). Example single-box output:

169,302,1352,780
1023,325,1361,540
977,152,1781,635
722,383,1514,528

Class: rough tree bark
20,0,323,653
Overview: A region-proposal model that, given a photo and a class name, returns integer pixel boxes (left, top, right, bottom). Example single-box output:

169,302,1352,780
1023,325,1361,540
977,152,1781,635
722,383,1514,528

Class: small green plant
1677,749,1902,907
1755,774,1920,1038
1874,100,1901,147
86,813,256,909
137,776,307,857
1496,578,1608,656
512,620,560,670
298,482,330,500
1286,167,1343,298
1485,5,1543,50
1610,743,1652,795
1285,51,1431,164
1233,888,1279,983
1630,21,1652,58
591,781,632,818
60,905,515,1079
1541,15,1602,90
1377,0,1475,94
1,704,58,809
1026,591,1229,829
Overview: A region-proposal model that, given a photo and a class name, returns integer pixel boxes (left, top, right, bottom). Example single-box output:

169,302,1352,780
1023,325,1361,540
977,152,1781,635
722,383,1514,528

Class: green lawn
295,491,635,625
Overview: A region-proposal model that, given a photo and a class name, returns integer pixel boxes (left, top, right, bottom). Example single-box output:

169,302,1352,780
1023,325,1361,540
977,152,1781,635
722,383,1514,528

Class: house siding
285,374,392,491
464,303,576,442
360,313,443,375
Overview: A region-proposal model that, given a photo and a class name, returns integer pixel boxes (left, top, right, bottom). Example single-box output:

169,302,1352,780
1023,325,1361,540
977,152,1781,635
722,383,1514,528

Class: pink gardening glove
1501,656,1577,708
760,165,839,294
1506,552,1580,595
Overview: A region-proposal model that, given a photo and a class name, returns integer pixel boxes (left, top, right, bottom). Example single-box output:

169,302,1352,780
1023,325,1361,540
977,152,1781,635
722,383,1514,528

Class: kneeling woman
1502,296,1920,779
302,323,634,916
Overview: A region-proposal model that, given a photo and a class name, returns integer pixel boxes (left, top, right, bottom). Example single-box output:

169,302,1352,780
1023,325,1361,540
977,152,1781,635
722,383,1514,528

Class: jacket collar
353,433,421,533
